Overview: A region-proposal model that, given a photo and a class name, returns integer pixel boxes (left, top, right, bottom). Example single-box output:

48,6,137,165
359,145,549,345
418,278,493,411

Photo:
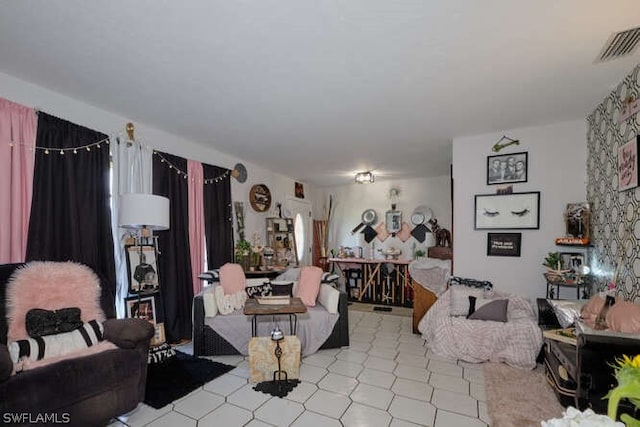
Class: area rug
144,350,234,409
484,362,564,427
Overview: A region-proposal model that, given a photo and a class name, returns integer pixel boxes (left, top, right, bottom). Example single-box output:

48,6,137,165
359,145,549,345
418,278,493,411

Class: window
294,213,304,263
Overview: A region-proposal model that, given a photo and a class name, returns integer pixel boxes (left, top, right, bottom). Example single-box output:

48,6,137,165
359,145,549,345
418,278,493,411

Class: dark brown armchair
0,263,154,427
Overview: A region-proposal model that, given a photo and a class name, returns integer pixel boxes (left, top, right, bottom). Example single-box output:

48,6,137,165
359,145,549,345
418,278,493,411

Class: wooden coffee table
244,297,307,337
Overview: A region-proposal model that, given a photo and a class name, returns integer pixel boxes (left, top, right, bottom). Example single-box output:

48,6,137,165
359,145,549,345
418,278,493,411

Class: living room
2,2,640,426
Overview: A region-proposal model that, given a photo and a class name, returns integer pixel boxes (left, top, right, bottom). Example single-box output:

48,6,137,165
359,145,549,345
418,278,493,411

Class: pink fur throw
6,261,116,375
7,261,106,342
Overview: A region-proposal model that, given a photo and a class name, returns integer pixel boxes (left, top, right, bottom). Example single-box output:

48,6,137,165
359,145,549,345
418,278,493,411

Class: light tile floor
112,309,490,427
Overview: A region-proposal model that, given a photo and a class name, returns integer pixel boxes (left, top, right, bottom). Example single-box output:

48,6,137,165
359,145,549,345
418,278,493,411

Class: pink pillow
580,294,606,328
295,266,323,306
219,263,246,295
606,301,640,333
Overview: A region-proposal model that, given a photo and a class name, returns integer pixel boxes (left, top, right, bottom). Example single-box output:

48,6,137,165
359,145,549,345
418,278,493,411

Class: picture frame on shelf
487,233,522,257
618,135,639,191
564,202,590,240
125,244,159,294
474,191,540,229
559,252,585,272
125,295,156,325
487,151,528,185
151,323,166,346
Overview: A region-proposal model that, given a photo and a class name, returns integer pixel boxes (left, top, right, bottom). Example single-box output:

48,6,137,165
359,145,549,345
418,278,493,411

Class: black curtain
153,151,193,343
203,164,233,269
26,112,116,318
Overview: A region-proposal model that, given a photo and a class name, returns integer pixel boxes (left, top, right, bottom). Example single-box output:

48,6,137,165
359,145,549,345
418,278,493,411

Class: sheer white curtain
0,98,36,263
110,137,153,317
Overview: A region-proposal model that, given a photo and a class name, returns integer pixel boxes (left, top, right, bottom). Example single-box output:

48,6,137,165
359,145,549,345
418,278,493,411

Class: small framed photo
125,244,159,294
475,191,540,229
294,181,305,199
125,295,156,325
487,152,528,185
559,252,585,272
385,210,402,234
618,135,640,191
151,323,166,346
487,233,522,257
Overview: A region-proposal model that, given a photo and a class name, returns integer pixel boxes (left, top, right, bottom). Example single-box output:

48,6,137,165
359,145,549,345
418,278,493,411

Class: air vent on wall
597,26,640,62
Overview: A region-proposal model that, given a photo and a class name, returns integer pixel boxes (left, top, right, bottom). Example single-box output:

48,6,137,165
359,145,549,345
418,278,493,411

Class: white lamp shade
119,193,170,230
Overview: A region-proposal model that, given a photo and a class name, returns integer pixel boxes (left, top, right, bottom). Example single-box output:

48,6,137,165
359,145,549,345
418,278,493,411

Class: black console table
538,298,640,418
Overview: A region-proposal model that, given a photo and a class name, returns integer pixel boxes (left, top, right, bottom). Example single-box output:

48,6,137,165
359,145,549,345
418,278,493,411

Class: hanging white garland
6,136,110,155
153,151,230,184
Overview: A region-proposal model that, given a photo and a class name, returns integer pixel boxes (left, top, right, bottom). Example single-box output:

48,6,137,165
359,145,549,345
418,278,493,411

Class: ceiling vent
597,26,640,62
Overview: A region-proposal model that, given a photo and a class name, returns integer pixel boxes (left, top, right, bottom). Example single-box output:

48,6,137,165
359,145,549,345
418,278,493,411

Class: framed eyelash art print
474,191,540,229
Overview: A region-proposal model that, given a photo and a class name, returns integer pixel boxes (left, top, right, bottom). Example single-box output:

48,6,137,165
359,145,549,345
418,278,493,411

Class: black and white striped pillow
8,320,104,363
321,273,339,284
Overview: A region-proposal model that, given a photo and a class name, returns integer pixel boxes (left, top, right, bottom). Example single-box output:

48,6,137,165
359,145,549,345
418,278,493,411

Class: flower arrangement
607,355,640,426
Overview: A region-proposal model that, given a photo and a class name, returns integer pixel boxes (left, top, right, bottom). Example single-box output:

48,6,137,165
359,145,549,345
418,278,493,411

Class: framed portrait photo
618,135,640,191
487,152,528,185
475,191,540,229
125,295,156,325
487,233,522,257
125,245,159,294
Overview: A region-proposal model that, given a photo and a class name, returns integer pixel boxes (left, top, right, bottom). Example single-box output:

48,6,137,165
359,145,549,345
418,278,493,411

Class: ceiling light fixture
355,171,374,184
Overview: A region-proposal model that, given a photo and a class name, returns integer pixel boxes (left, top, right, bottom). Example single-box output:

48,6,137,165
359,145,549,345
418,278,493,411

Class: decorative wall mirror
385,204,402,234
249,184,272,212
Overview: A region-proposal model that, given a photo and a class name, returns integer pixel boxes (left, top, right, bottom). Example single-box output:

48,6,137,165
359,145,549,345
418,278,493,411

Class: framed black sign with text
487,233,522,257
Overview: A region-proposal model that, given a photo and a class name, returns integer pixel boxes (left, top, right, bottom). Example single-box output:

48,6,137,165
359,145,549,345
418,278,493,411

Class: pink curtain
188,159,206,294
0,98,37,263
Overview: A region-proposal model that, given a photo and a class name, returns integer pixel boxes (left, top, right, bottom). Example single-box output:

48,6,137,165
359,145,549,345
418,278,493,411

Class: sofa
0,262,154,427
418,277,543,369
193,267,349,357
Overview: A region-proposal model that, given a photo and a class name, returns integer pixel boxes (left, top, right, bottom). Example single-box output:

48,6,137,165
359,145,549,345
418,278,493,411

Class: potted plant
543,251,567,284
235,239,251,270
543,251,561,270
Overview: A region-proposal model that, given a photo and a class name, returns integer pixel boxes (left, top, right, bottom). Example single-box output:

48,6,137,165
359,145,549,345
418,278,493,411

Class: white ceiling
0,1,639,186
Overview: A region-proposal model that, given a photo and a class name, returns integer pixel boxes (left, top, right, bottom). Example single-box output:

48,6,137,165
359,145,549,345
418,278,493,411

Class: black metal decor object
253,329,300,398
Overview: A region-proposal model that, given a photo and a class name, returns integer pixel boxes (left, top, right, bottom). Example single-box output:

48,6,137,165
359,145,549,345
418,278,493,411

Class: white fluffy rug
484,362,564,426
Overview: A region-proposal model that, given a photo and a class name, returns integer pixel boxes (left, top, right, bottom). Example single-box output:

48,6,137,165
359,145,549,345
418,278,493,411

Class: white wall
0,71,311,246
318,176,451,260
452,120,587,299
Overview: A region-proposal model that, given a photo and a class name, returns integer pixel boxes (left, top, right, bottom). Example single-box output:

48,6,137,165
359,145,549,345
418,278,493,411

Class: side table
244,297,307,337
545,276,592,300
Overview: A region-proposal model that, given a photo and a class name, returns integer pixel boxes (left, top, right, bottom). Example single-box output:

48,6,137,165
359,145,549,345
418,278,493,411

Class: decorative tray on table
256,296,291,305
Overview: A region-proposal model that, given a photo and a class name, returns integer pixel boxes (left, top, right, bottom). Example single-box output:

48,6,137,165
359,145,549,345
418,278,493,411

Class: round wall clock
231,163,247,183
249,184,272,212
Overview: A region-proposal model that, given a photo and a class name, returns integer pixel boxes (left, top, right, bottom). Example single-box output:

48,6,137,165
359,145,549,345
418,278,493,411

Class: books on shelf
543,328,577,345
